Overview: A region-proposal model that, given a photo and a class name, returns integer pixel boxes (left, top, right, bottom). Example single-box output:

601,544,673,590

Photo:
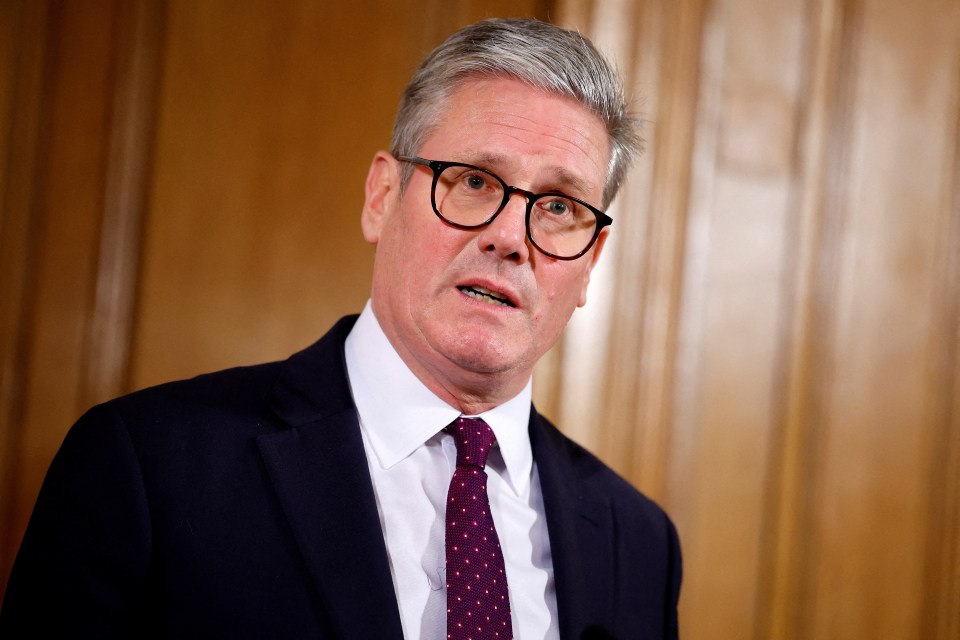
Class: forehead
420,76,610,198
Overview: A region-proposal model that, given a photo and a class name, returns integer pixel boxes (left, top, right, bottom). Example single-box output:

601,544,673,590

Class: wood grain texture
82,0,165,409
549,0,960,637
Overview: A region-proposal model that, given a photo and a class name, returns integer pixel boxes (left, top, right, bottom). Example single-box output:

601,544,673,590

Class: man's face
362,76,610,404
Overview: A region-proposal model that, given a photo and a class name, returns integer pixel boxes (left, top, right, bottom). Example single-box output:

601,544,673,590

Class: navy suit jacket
1,316,680,638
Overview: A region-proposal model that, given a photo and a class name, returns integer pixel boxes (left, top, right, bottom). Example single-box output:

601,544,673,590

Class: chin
436,332,528,377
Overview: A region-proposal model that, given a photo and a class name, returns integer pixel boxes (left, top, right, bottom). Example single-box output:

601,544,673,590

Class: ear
361,151,399,244
577,227,609,307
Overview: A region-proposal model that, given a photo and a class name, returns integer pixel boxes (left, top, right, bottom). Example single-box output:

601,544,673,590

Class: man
1,18,680,639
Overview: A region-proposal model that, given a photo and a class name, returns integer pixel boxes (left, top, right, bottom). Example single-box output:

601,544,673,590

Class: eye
544,199,570,216
465,174,487,190
537,196,578,218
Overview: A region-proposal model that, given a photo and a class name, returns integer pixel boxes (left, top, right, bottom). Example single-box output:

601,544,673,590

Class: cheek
532,267,587,330
384,206,436,264
539,265,588,306
393,217,467,293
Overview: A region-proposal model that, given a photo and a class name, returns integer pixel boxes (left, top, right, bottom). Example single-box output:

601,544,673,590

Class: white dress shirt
344,301,559,639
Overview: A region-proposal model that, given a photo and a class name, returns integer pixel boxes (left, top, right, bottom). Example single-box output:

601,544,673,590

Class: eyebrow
458,152,595,199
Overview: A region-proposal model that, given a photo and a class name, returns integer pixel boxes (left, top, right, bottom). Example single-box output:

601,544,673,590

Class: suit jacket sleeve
1,403,154,637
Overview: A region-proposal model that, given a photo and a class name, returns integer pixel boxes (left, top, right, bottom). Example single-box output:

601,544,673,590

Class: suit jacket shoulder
1,316,404,639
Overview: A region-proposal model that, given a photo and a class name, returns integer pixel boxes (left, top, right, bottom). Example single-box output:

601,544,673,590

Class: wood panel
83,0,165,408
803,1,960,636
676,0,806,631
925,92,960,640
547,0,960,638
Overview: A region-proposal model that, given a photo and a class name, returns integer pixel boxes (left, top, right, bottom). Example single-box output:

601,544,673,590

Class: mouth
458,285,516,308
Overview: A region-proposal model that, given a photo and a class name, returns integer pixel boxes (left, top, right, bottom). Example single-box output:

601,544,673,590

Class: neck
367,299,534,415
407,354,529,416
383,331,530,416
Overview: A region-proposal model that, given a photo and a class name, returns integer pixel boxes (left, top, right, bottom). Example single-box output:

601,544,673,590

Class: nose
475,192,530,264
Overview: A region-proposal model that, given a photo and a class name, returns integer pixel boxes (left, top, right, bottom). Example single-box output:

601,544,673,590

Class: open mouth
458,285,515,308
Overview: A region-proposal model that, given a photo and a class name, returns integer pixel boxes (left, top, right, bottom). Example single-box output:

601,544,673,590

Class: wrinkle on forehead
477,103,605,160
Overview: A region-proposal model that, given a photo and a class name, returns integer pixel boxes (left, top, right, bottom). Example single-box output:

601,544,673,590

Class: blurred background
1,0,958,637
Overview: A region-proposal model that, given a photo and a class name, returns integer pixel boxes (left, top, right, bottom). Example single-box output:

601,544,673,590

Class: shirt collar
344,301,533,496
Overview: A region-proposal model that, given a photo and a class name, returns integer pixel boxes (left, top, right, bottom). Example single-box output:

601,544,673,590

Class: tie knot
446,417,496,468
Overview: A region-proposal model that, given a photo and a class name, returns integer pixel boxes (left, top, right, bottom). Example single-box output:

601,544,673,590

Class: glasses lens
435,165,505,227
528,195,598,258
431,162,600,259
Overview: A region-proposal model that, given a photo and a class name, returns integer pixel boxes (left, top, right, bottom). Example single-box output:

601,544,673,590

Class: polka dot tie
445,417,513,640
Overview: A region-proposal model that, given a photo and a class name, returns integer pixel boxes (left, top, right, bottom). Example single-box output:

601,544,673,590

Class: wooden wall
541,0,960,638
2,1,958,638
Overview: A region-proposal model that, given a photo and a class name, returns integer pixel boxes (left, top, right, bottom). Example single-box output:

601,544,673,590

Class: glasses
398,156,612,260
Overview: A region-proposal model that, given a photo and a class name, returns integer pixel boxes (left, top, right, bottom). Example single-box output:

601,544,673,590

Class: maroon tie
445,417,513,639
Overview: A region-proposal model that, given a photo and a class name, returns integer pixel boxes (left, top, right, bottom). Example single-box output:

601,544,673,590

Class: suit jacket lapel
530,409,616,639
257,317,404,639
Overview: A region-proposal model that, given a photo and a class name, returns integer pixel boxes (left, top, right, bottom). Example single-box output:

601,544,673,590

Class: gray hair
390,18,640,209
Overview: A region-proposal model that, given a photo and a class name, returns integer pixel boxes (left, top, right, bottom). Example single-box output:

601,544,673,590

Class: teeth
460,286,513,307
